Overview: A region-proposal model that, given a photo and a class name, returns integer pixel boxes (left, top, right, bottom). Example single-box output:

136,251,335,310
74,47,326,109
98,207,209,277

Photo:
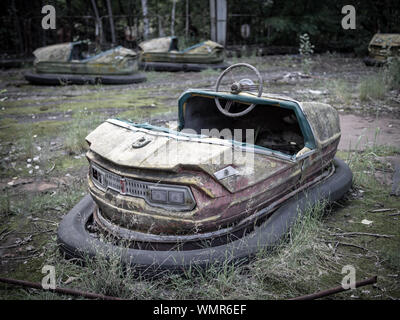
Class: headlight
89,162,196,211
149,186,189,207
150,189,168,203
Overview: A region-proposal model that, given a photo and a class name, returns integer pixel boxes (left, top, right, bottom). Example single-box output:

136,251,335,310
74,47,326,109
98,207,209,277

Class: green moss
359,73,387,102
116,105,168,122
0,89,170,117
53,155,88,173
0,120,65,142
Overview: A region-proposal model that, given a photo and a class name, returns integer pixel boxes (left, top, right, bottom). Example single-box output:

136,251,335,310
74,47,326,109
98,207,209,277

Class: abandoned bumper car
57,63,352,273
364,33,400,66
138,36,229,72
25,41,146,85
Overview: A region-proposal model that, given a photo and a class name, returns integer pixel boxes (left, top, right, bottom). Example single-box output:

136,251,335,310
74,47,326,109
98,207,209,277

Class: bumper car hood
86,118,292,193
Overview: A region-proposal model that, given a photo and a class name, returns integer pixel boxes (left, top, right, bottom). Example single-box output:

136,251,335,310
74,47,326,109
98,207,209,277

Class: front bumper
88,176,205,235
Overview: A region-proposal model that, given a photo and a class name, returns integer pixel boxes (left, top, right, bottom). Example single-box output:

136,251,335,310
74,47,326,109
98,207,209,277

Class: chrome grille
89,161,196,211
91,163,150,196
126,179,149,196
104,171,122,192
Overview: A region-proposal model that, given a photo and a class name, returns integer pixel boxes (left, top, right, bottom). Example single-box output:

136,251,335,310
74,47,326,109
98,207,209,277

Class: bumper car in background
138,36,229,72
25,41,146,85
363,33,400,66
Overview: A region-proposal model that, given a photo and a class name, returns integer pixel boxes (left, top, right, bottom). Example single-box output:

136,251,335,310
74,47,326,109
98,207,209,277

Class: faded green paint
33,41,139,75
139,36,225,64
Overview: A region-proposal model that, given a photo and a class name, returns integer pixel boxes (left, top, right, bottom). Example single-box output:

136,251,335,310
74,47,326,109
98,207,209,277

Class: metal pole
0,277,123,300
106,0,116,46
289,276,377,300
210,0,216,42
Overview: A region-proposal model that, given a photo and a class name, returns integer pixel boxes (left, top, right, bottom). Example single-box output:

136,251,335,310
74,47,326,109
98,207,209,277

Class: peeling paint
86,88,340,236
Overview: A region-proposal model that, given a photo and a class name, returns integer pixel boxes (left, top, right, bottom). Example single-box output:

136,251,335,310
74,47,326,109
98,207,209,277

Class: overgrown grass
63,113,106,155
359,72,387,102
199,68,221,77
345,128,400,188
358,57,400,101
337,146,400,298
385,57,400,90
22,197,350,300
329,79,353,105
247,200,346,299
0,190,12,217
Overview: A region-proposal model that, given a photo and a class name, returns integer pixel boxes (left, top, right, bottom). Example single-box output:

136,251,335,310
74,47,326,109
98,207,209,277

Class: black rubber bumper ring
57,157,352,274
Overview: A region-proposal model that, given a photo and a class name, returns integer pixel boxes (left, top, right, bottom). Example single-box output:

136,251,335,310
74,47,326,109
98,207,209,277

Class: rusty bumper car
138,36,229,72
25,41,146,85
363,33,400,66
57,63,352,273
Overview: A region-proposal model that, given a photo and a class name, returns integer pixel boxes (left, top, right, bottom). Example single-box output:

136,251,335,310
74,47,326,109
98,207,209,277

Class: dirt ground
0,53,399,300
339,115,400,151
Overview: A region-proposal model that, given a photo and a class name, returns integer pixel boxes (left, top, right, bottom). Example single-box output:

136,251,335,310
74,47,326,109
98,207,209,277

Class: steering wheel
214,63,263,117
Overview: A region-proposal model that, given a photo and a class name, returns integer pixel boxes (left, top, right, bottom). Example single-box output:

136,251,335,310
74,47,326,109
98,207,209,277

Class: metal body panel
32,42,139,75
139,37,225,64
367,33,400,63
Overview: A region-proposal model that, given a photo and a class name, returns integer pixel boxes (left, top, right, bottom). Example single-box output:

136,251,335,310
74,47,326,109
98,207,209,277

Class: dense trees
0,0,399,56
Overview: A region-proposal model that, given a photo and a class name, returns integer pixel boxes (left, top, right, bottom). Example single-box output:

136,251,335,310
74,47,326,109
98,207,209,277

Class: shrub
299,33,314,74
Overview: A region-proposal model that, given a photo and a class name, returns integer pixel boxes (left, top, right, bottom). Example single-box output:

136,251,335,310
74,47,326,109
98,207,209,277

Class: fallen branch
0,243,23,250
0,277,123,300
0,229,13,241
369,208,396,213
0,236,32,250
322,240,369,252
4,252,39,260
50,144,63,151
289,276,377,300
13,228,54,235
0,228,9,237
46,162,56,174
31,217,58,225
329,232,394,238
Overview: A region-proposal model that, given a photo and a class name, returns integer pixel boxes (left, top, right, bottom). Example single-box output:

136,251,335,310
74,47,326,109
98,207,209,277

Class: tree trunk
156,0,164,37
209,0,216,42
141,0,149,40
106,0,116,46
185,0,189,39
91,0,104,47
66,0,73,41
158,16,165,37
10,0,24,55
171,0,177,36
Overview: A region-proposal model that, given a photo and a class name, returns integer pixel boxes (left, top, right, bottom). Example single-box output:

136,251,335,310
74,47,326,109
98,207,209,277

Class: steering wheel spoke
224,100,233,111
